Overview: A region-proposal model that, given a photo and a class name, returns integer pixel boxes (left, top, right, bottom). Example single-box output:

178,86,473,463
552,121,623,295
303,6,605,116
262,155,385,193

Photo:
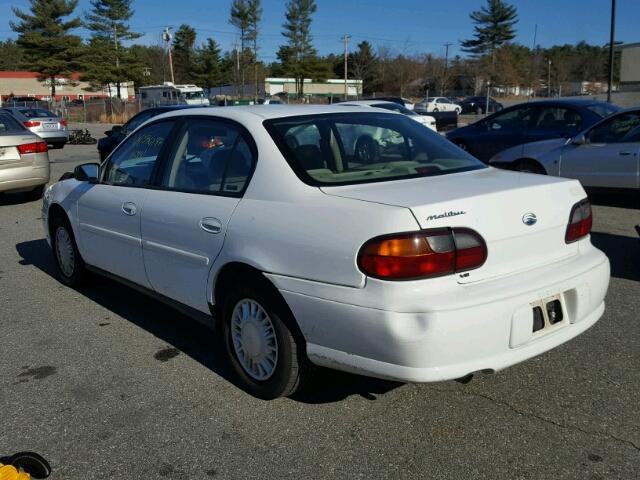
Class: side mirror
572,134,587,145
74,162,100,182
110,125,124,136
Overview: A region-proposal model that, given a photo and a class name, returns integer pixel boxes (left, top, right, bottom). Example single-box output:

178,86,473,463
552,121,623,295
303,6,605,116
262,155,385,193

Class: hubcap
55,226,75,278
231,299,278,381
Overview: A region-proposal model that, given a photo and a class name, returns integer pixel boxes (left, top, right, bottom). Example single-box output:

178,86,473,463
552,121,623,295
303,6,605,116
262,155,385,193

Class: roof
0,71,81,80
337,100,397,107
152,104,394,122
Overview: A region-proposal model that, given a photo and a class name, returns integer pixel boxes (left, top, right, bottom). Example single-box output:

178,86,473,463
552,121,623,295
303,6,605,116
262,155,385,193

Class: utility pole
341,35,351,100
547,59,552,97
163,27,175,84
607,0,617,103
442,42,453,96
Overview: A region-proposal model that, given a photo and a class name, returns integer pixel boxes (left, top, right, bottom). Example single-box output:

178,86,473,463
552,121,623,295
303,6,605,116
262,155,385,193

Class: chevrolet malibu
42,106,610,399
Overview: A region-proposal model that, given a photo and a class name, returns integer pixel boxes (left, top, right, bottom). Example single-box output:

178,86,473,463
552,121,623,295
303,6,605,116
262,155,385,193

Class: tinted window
588,113,640,143
102,121,174,186
161,118,255,194
488,107,535,131
18,109,55,118
0,113,25,133
530,107,583,132
265,112,485,186
586,104,619,118
124,110,157,133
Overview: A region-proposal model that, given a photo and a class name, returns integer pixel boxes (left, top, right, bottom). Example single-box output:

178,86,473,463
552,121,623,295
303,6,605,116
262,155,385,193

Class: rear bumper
269,243,610,382
0,159,50,193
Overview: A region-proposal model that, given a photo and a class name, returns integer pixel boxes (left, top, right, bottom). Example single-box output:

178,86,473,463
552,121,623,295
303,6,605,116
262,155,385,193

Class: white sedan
416,97,462,114
42,105,610,399
339,100,437,131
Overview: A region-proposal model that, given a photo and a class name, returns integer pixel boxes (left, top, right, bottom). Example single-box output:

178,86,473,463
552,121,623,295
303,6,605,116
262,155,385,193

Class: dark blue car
446,99,619,163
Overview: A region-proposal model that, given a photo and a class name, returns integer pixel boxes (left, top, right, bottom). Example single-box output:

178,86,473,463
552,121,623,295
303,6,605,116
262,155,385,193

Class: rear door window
530,107,583,133
160,118,256,195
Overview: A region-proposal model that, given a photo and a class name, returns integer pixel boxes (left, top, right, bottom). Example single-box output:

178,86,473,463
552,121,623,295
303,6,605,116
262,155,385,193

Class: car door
559,112,640,189
470,106,536,161
76,120,176,287
140,117,257,313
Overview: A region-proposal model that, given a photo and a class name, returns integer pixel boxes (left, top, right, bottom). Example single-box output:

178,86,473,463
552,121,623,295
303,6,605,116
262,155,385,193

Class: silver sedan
0,111,50,198
2,107,69,149
489,108,640,191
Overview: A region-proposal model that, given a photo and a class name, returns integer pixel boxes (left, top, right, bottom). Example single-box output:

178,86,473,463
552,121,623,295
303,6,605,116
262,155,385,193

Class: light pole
163,27,175,84
547,59,552,97
341,35,351,100
607,0,616,103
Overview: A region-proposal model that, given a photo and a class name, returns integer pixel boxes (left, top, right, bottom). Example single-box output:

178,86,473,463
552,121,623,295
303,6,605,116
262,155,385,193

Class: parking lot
1,123,639,479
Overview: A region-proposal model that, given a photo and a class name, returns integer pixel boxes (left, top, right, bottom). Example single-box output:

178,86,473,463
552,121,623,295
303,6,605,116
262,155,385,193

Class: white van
139,82,210,107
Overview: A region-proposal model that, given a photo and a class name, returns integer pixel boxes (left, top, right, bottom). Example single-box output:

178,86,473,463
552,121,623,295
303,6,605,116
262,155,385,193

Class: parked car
2,107,69,149
447,99,620,163
257,98,285,105
415,97,461,114
97,105,206,161
365,96,415,110
338,100,437,131
0,111,50,199
489,108,640,191
458,96,503,115
43,105,609,399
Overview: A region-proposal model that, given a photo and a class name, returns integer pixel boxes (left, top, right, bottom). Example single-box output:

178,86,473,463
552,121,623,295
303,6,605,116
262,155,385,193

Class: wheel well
515,158,547,174
47,203,68,238
213,262,306,343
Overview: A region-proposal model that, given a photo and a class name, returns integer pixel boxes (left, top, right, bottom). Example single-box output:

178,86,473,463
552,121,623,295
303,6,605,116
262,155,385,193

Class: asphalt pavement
0,124,639,479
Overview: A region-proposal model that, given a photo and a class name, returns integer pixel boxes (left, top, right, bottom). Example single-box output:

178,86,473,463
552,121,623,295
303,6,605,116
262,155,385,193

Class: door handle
121,202,137,216
619,151,634,156
200,217,222,234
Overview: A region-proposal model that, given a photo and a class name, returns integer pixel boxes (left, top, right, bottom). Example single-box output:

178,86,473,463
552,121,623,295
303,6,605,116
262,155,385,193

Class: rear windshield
586,103,619,118
264,112,485,186
0,113,26,133
19,108,56,118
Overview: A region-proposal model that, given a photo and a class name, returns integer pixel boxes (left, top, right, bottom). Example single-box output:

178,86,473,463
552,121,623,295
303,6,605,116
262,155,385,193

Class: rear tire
50,215,88,287
221,278,306,399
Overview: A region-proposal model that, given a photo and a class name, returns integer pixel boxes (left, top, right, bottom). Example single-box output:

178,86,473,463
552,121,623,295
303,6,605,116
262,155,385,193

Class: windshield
182,91,205,99
19,108,56,118
264,112,485,186
372,103,417,116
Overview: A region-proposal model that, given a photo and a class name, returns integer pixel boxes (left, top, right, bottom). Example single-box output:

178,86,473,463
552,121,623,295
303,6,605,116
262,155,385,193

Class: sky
1,0,639,62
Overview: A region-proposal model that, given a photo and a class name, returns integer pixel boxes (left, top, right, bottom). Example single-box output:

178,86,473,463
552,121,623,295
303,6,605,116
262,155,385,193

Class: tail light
358,228,487,280
60,119,68,127
23,121,41,127
565,198,592,243
17,141,48,155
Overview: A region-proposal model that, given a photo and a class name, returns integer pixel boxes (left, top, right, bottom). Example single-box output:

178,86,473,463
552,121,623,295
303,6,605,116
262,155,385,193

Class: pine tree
350,41,377,95
83,0,142,99
193,38,222,88
461,0,518,69
172,24,197,84
276,0,318,97
10,0,82,99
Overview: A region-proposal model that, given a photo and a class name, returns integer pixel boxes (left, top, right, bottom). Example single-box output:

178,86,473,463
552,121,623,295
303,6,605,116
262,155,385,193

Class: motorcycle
68,129,97,145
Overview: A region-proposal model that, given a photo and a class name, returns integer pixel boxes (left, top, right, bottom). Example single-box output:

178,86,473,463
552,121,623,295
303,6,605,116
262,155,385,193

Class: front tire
221,279,306,399
51,215,88,287
515,159,546,174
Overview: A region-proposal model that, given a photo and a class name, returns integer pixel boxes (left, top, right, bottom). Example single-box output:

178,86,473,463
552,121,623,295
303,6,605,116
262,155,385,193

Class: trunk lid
320,167,587,284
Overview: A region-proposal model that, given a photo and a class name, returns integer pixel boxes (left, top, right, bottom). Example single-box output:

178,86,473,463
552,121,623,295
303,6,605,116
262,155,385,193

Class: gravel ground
0,124,639,479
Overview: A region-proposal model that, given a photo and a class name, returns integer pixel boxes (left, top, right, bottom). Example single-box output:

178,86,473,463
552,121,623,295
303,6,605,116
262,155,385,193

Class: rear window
19,108,56,118
586,103,619,118
0,113,26,133
264,112,485,186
